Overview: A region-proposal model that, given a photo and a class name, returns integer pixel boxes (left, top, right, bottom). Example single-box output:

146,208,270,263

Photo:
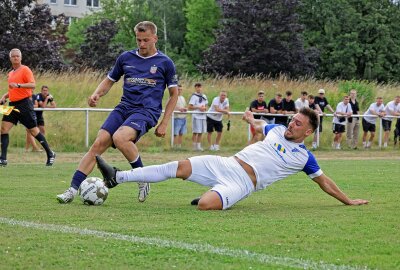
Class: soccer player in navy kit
96,108,368,210
57,21,179,203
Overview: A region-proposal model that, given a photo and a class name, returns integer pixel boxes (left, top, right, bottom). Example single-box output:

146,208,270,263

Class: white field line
1,217,372,270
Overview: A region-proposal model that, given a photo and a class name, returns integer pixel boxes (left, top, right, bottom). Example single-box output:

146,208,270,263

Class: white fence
34,108,397,148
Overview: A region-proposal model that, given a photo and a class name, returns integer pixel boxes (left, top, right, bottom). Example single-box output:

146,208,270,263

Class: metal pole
85,109,89,148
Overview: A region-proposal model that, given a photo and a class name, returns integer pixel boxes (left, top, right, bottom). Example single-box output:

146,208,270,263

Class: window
87,0,100,7
64,0,77,5
50,0,57,4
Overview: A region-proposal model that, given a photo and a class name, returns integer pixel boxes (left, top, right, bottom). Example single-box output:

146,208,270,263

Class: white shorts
187,155,255,209
192,118,207,133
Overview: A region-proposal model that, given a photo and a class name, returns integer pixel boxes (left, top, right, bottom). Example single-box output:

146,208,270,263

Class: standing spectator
56,21,178,203
332,96,352,149
34,85,56,135
25,92,42,152
282,90,296,127
362,97,385,148
346,89,360,149
382,96,400,147
295,91,309,112
308,94,322,149
206,91,230,151
314,89,335,133
173,85,187,148
188,83,208,151
0,48,56,167
268,93,286,125
249,90,268,143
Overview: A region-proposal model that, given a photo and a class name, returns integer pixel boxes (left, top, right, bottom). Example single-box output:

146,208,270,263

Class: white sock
116,161,178,183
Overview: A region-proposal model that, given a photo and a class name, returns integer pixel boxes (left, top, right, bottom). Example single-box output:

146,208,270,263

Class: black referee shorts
2,98,37,129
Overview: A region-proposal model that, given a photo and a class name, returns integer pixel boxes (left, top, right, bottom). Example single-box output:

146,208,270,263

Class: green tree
300,0,400,81
183,0,220,65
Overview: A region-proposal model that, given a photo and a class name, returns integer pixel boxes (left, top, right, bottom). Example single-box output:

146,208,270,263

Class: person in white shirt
382,96,400,147
188,83,208,151
332,96,352,149
206,91,230,151
96,107,369,211
362,97,385,148
173,85,188,148
295,91,309,112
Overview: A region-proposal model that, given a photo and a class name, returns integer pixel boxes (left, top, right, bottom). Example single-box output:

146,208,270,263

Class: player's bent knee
197,191,223,210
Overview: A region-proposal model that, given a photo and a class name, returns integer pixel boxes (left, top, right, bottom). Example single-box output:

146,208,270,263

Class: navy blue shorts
101,104,159,143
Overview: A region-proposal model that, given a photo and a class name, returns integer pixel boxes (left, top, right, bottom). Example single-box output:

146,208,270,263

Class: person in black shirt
346,89,360,149
282,90,296,127
314,89,334,133
308,94,323,149
269,93,285,125
249,90,269,143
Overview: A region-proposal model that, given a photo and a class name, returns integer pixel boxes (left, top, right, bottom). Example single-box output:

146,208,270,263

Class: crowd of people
173,85,400,151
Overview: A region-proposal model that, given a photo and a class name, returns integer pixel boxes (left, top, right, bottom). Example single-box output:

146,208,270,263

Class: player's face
257,94,264,102
376,98,383,106
284,113,313,142
41,88,49,96
10,51,22,65
135,30,158,57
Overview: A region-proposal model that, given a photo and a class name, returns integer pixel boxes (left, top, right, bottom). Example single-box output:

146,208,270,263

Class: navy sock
1,134,9,160
34,133,52,156
130,156,143,169
71,170,87,190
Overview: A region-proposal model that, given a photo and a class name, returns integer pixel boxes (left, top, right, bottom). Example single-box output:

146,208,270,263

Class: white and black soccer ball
78,177,109,206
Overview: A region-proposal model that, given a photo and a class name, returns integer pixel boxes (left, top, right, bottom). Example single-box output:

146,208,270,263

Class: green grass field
0,150,399,270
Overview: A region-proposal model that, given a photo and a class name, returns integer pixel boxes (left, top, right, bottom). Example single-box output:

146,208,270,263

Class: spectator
382,96,400,148
188,83,208,151
314,89,335,134
362,97,385,148
268,93,286,125
282,90,296,127
346,89,360,149
295,91,309,112
332,96,352,150
34,85,56,135
0,48,55,167
308,94,322,149
206,91,230,151
25,92,42,152
249,90,269,143
173,85,187,148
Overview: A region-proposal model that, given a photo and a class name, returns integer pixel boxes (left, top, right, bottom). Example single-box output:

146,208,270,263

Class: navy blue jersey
108,49,178,114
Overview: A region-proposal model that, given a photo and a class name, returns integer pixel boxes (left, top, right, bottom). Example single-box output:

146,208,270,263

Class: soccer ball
78,177,109,206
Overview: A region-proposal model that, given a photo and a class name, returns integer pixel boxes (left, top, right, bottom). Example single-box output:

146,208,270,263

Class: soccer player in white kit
96,108,369,210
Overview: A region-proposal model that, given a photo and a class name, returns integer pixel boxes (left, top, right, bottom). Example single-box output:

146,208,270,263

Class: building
36,0,101,22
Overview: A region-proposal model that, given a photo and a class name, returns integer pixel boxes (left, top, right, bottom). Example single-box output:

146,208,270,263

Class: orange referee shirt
8,65,35,102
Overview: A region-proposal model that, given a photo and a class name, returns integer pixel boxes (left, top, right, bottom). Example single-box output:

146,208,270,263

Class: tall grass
1,70,399,151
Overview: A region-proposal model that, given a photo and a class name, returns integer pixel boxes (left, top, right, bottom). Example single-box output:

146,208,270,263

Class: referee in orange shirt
0,48,56,166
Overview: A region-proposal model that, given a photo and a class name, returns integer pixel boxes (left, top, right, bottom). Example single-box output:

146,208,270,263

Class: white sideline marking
1,217,371,270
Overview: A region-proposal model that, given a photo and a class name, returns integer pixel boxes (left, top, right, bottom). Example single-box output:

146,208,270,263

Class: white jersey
207,97,229,121
333,101,352,125
295,98,309,111
383,100,400,121
189,93,208,120
235,125,322,191
363,102,385,124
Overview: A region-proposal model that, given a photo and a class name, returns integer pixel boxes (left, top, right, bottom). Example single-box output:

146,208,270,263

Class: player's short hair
301,91,308,96
194,83,202,87
299,107,318,132
134,21,157,35
257,90,265,95
285,90,292,96
275,93,282,98
308,94,314,99
41,85,49,90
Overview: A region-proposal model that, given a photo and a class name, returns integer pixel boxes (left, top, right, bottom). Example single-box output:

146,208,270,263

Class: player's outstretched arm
242,110,266,135
88,78,114,107
313,174,369,206
155,86,179,137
